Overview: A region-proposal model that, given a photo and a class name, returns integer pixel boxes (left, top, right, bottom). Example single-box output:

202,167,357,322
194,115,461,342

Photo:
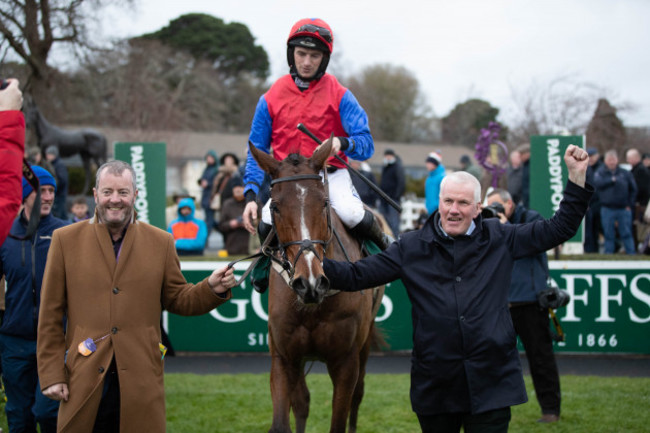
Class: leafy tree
442,99,503,147
141,13,269,79
346,64,435,142
585,99,626,155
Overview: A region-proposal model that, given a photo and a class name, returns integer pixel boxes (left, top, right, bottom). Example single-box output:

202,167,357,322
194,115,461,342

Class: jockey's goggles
294,24,332,43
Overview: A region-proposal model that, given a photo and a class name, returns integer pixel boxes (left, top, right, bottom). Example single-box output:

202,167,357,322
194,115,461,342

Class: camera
537,279,571,309
0,79,8,90
481,202,505,219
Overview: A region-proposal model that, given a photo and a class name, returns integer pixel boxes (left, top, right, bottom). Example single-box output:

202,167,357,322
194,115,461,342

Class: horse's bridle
267,172,333,282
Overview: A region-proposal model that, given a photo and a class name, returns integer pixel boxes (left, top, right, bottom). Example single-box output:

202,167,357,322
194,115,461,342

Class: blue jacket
0,212,68,339
425,164,446,214
593,165,637,209
323,181,591,415
508,205,549,303
167,198,208,255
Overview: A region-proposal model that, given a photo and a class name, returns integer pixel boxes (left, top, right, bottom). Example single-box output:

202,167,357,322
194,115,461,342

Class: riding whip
296,123,402,212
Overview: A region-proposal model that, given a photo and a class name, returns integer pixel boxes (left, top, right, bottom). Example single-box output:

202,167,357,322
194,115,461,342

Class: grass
1,374,648,432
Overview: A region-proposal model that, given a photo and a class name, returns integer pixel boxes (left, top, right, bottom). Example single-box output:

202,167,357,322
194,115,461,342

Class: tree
345,64,435,143
585,99,626,155
0,0,129,95
442,99,503,147
141,13,269,79
505,74,619,146
57,37,267,135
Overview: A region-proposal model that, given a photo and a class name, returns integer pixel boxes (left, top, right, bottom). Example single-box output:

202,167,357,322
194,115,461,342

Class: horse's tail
369,321,390,351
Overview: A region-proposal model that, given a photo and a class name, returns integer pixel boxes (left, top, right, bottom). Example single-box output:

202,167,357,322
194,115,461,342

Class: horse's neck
33,110,50,139
34,110,62,141
327,210,362,262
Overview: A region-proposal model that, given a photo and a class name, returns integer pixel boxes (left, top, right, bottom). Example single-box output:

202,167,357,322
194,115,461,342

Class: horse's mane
285,153,307,166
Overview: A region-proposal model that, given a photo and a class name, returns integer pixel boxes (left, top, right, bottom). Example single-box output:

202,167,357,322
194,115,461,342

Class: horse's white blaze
297,185,318,286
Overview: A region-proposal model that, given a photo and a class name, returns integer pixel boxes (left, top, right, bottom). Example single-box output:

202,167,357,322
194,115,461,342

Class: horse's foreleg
348,337,372,433
327,353,360,433
269,354,300,433
291,370,310,433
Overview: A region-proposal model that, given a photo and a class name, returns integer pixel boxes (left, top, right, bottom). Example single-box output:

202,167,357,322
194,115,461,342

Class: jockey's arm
337,90,374,161
243,96,272,234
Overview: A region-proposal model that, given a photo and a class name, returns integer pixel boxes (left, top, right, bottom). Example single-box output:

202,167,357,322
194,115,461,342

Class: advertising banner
166,260,650,354
529,135,585,253
113,142,167,230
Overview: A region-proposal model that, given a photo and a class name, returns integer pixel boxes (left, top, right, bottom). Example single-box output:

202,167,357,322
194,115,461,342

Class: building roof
95,127,479,173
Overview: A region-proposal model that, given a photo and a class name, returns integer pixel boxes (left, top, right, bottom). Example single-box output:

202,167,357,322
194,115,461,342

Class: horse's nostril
316,275,329,293
291,277,308,295
292,276,321,304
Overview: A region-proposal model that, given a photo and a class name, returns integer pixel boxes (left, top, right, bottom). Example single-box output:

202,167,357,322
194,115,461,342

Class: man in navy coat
323,145,591,433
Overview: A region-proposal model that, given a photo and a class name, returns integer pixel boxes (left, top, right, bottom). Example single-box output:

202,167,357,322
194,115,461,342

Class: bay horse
249,138,385,433
24,101,107,194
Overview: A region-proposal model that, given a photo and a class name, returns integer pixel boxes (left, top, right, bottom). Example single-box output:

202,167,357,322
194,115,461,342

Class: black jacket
324,181,592,415
379,159,405,201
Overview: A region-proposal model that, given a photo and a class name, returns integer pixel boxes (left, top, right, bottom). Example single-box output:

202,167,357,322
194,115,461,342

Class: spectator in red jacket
0,78,25,245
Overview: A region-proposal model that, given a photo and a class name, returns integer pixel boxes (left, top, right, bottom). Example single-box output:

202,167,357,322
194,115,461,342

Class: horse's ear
248,141,280,176
310,133,334,172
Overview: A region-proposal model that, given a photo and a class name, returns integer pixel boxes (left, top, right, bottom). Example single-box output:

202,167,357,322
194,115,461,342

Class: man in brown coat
37,160,236,432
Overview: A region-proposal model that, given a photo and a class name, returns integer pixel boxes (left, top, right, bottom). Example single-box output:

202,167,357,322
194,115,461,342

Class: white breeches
261,168,366,229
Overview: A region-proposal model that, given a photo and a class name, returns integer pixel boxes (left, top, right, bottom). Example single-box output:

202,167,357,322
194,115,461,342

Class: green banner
548,261,650,353
166,262,413,353
529,135,585,253
113,142,167,230
167,261,650,354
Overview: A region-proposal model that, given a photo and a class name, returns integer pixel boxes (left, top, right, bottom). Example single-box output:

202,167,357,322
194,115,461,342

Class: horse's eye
270,202,279,213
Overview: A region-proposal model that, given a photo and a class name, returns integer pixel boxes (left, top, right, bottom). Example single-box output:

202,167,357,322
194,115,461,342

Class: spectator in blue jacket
167,197,208,256
486,188,562,424
593,149,637,254
424,151,445,215
0,165,68,432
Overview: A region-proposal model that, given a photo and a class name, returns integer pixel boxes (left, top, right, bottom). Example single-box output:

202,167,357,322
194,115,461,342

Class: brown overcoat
37,216,231,432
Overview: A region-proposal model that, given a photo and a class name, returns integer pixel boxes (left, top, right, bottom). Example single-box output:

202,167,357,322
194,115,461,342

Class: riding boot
251,221,274,294
351,210,394,251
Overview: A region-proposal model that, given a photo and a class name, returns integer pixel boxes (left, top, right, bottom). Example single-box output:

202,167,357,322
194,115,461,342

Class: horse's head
249,138,334,305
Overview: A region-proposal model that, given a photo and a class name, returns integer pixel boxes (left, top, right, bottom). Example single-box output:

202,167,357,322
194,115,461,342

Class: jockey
243,18,392,293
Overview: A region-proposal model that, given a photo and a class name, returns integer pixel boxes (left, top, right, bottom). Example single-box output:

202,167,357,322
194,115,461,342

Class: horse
23,101,107,194
249,138,385,433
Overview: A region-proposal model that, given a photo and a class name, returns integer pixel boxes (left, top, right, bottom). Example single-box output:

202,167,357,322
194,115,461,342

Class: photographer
485,189,562,423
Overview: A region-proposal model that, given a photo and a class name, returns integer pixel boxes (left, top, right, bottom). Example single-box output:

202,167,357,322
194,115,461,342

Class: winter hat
426,152,442,165
22,165,56,201
45,145,59,158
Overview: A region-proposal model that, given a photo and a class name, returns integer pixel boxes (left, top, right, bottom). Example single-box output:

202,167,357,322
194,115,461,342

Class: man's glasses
295,24,332,43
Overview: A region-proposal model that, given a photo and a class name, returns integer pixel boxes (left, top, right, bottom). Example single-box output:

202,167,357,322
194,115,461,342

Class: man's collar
437,218,477,238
